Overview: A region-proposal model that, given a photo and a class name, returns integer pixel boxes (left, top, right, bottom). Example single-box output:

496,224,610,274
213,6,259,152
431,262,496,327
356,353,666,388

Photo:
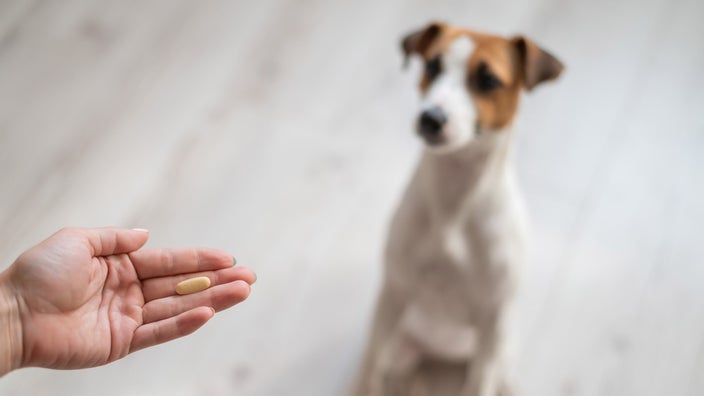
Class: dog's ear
401,22,444,68
512,36,564,90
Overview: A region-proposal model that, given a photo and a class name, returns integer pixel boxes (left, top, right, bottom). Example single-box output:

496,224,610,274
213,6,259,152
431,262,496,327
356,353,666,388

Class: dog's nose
418,107,447,138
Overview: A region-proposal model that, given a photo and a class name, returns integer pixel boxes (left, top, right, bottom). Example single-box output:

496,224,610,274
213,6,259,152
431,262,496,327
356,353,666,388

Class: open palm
4,227,255,370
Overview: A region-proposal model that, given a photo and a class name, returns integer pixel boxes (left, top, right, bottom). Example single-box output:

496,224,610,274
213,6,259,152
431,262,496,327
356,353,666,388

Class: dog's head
402,22,564,152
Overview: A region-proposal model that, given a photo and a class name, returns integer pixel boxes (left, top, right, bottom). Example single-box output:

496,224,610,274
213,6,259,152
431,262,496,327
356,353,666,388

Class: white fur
353,39,527,396
420,37,477,153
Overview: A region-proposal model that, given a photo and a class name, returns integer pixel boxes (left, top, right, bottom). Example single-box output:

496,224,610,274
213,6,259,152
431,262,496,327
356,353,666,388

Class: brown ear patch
513,36,564,90
401,22,444,67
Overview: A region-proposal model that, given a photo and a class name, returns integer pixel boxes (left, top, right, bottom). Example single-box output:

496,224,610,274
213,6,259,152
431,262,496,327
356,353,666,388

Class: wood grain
0,0,702,395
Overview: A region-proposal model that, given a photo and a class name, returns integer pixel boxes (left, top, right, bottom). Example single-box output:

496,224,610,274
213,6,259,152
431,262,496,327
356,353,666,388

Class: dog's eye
425,55,442,81
473,63,503,92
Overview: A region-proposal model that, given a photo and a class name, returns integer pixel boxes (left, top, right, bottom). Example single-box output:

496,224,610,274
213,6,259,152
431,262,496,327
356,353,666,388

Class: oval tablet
175,276,211,295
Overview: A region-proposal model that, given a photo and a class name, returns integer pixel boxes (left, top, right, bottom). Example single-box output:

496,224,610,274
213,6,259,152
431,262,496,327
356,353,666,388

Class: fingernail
253,272,257,284
232,256,238,266
209,307,215,315
132,228,149,233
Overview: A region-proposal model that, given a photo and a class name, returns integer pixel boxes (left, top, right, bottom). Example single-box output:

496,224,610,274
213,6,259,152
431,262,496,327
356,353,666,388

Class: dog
352,22,564,396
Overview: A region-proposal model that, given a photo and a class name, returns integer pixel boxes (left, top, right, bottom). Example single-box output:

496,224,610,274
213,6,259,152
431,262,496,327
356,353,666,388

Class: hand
0,227,256,375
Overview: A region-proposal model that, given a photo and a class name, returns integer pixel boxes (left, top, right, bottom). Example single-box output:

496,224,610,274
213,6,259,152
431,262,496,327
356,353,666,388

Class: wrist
0,269,23,376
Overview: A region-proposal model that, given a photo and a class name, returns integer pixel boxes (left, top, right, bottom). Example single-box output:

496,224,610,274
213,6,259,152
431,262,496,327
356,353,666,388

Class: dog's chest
386,214,515,320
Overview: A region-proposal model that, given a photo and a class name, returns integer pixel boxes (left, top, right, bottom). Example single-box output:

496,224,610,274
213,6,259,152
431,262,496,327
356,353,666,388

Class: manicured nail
232,256,238,266
209,307,216,315
132,228,149,233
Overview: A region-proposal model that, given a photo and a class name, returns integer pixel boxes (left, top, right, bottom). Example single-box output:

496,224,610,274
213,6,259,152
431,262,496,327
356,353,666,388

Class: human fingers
141,266,256,302
129,248,235,280
129,306,214,354
84,227,149,257
142,280,250,324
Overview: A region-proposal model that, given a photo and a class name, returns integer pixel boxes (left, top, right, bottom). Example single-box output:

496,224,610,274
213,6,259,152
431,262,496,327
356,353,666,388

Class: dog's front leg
353,283,417,396
460,311,505,396
369,328,423,396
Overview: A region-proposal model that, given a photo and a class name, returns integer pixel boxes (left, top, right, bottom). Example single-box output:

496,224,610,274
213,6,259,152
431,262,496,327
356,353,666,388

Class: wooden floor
1,0,703,395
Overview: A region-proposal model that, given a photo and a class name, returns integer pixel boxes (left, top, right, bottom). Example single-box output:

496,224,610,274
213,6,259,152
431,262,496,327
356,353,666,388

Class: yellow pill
175,276,211,295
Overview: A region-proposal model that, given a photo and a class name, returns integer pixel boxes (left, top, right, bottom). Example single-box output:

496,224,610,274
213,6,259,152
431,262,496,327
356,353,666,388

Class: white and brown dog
353,22,563,396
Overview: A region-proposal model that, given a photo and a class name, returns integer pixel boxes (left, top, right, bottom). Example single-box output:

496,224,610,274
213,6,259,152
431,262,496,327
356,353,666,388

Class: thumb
86,227,150,257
